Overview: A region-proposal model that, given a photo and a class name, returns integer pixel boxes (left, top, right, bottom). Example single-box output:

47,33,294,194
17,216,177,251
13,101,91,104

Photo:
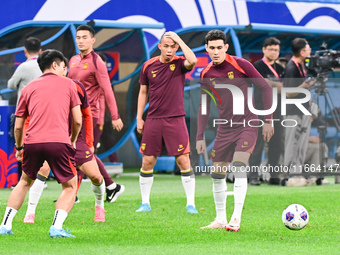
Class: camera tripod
310,77,340,183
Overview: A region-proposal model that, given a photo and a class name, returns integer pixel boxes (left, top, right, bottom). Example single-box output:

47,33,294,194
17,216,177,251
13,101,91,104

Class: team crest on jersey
85,151,92,158
83,63,89,69
211,150,215,158
241,141,248,148
228,71,234,79
170,64,175,71
141,143,146,151
70,62,75,68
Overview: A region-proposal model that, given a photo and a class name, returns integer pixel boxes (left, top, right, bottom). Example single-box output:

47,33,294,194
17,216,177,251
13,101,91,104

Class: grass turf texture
0,171,339,255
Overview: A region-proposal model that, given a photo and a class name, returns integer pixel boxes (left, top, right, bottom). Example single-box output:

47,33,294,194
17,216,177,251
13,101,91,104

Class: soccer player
196,30,273,231
23,74,107,223
249,37,285,186
0,49,82,237
136,31,198,213
68,25,125,201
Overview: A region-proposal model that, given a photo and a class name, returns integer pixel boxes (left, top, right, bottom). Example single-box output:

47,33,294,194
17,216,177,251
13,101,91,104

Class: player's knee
175,154,190,169
142,156,156,170
62,175,78,191
90,174,103,185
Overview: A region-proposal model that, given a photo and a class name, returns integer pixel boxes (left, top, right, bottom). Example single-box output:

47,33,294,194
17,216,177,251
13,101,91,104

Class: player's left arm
164,31,197,70
95,58,124,131
241,60,274,141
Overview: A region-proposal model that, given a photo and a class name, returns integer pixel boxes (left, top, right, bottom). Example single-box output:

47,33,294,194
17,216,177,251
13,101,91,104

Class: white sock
140,170,154,205
52,209,68,229
212,178,227,225
106,182,117,190
1,207,17,230
231,177,248,223
91,181,105,208
181,171,195,207
26,179,45,216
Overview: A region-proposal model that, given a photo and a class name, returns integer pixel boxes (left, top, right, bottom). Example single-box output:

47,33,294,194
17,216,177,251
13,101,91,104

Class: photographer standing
249,37,284,186
283,38,315,186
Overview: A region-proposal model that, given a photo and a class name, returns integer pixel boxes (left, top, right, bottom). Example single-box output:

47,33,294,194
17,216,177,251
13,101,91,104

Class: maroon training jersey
196,54,272,140
68,51,119,120
139,56,189,118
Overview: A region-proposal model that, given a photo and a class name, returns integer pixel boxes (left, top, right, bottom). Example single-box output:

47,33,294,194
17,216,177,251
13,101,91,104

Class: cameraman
283,38,316,186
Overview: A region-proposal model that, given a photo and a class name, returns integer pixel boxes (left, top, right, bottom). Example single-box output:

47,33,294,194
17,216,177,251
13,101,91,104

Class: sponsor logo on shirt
83,63,89,69
151,70,158,77
85,151,92,158
228,71,234,79
170,64,175,71
141,143,146,151
178,144,184,152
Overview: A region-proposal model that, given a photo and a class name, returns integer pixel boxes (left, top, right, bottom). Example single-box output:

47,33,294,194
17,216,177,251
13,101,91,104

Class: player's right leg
136,118,162,212
136,155,157,212
24,161,50,223
0,172,34,235
43,143,77,238
50,175,77,238
201,161,229,229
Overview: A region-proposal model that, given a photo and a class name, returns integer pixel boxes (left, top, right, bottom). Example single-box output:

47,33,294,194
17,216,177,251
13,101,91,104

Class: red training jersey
15,73,81,145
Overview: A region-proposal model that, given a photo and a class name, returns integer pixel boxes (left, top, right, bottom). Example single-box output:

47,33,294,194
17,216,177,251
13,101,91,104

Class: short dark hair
263,37,280,48
25,37,41,54
37,49,68,72
291,38,308,57
76,24,95,37
97,52,107,63
205,30,227,44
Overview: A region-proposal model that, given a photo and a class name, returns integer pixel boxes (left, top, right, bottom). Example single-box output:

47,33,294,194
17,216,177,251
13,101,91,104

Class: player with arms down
197,30,273,231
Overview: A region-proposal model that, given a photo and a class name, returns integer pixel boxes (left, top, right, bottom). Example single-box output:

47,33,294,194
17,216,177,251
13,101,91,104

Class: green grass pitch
0,170,339,255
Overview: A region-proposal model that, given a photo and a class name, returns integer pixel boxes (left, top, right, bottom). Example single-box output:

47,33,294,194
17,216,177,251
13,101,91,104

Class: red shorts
140,116,190,156
211,127,258,163
75,140,95,166
23,143,77,183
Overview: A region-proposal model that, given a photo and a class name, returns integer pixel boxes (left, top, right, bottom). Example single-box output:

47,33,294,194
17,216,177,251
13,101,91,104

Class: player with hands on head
136,31,198,213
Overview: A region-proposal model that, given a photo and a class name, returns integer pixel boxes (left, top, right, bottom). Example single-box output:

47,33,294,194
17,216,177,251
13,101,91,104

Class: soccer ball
282,204,309,230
